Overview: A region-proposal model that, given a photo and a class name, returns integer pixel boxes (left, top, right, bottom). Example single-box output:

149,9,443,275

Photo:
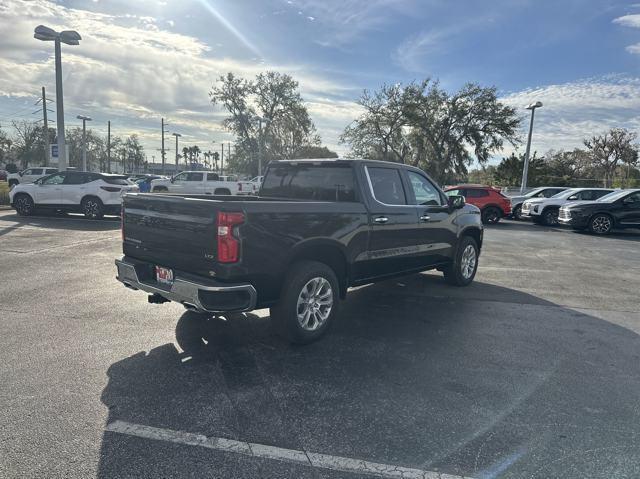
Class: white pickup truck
150,171,254,195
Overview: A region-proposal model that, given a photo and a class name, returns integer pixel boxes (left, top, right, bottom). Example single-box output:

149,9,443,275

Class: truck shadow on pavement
0,212,120,231
98,275,640,478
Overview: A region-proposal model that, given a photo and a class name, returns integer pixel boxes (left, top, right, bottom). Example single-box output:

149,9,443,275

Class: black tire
443,236,479,286
82,197,104,219
14,193,34,216
214,188,232,195
588,213,613,235
541,207,559,226
481,206,501,224
270,260,340,344
511,204,523,221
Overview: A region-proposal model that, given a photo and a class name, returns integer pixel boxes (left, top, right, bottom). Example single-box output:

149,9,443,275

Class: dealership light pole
77,115,92,171
34,25,81,171
520,101,543,194
172,132,181,173
255,116,270,175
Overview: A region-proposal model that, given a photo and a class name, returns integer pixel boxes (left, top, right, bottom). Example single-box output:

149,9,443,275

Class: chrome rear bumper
115,258,257,313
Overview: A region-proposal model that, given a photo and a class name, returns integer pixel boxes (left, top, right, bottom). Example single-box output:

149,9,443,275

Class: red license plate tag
155,266,174,285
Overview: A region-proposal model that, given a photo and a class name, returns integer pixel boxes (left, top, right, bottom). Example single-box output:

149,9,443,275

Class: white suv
7,167,59,187
521,187,614,225
9,171,139,219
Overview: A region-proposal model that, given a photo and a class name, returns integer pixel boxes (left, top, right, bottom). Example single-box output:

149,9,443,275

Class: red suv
444,185,511,224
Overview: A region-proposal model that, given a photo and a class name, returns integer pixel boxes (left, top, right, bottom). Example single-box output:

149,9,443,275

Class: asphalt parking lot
0,209,639,479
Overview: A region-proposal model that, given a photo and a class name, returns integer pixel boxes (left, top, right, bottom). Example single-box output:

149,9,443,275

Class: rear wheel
542,207,559,226
443,236,479,286
481,206,501,224
82,197,104,219
589,214,613,235
14,194,34,216
270,260,339,344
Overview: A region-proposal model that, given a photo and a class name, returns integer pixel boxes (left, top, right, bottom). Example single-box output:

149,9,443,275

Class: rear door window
466,189,489,198
367,167,407,205
207,173,220,181
261,164,357,202
103,176,131,185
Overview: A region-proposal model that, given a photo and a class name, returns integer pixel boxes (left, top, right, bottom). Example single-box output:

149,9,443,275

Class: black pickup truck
116,159,483,343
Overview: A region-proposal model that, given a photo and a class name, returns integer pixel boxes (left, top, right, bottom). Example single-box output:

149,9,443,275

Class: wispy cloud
0,0,359,153
289,0,417,47
500,75,640,153
613,13,640,54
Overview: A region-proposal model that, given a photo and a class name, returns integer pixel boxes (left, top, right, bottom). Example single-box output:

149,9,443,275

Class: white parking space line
105,420,472,479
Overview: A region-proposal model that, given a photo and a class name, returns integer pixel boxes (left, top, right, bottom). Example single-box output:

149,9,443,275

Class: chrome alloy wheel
460,244,477,280
296,277,333,331
15,196,32,215
591,215,612,234
84,199,100,218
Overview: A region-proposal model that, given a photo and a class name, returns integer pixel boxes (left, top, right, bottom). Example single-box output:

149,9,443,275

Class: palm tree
182,146,189,168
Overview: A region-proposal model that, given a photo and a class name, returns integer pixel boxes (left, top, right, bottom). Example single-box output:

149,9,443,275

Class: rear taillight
217,211,244,263
101,186,121,192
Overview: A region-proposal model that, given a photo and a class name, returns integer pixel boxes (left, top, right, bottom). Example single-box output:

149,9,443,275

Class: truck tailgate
122,194,221,276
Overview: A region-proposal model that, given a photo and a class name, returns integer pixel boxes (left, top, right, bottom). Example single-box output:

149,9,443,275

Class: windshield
597,190,629,202
552,189,578,199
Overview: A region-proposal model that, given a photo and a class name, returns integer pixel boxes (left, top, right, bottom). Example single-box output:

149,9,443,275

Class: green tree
341,79,521,184
210,71,322,175
584,128,638,188
292,145,338,159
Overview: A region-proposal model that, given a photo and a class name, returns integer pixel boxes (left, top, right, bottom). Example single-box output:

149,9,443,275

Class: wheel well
81,195,103,205
289,244,349,299
461,227,482,252
482,204,503,214
589,211,614,224
214,188,231,195
13,192,32,202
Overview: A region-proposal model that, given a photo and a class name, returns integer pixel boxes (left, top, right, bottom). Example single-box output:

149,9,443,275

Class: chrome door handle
374,216,389,224
420,215,431,222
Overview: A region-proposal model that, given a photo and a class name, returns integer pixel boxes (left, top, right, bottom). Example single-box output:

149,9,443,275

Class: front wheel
270,260,340,344
511,204,523,221
443,236,479,286
589,214,613,235
482,207,501,224
82,197,104,219
14,194,34,216
542,208,559,226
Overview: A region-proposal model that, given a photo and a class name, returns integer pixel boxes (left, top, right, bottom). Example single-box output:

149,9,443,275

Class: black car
558,189,640,234
115,159,483,344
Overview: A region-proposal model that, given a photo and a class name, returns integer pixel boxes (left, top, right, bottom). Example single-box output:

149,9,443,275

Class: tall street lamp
255,116,270,176
34,25,82,172
77,115,92,171
521,101,543,194
172,132,181,174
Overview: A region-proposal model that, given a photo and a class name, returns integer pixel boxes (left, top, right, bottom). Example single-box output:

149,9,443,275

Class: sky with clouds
0,0,639,164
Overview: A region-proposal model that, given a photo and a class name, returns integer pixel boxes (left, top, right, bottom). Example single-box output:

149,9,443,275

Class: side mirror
448,195,465,210
19,171,23,177
170,177,175,183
